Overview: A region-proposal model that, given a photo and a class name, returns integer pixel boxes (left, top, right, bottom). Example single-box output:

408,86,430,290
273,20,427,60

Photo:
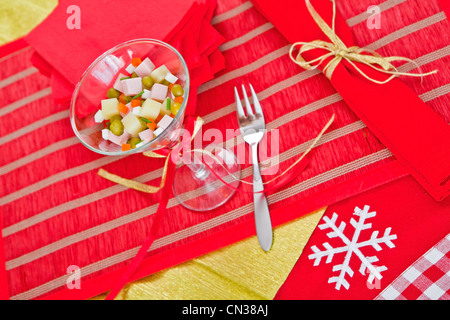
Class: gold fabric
0,1,325,300
0,0,57,45
94,209,325,300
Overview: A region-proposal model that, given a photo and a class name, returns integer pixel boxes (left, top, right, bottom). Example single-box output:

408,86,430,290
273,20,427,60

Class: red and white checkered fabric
376,233,450,300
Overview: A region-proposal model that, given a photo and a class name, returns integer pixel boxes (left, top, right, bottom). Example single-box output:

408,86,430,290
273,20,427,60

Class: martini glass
70,39,240,211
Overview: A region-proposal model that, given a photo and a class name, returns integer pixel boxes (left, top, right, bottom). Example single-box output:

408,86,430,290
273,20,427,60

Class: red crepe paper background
0,0,449,299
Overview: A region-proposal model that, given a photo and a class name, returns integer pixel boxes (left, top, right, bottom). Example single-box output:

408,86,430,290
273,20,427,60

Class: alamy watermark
66,265,81,289
169,126,281,175
366,5,381,29
66,5,81,30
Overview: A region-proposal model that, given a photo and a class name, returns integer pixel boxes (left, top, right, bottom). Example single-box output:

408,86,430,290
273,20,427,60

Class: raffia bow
289,0,437,84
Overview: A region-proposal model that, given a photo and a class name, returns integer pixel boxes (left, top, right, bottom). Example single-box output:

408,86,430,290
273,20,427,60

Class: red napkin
275,175,450,299
26,0,225,106
250,0,450,201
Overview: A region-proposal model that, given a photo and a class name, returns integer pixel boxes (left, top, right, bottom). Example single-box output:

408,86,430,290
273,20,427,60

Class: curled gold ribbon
289,0,437,84
98,114,335,194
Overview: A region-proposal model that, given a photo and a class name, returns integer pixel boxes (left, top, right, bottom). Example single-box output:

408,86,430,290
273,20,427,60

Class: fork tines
234,84,263,118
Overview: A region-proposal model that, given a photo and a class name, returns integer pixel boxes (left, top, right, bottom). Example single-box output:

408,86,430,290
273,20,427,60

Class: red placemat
0,0,449,299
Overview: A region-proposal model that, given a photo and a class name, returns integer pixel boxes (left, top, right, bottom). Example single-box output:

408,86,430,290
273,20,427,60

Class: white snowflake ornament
309,205,397,290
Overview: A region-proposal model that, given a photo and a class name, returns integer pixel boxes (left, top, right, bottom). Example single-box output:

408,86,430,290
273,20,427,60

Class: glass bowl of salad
70,38,189,155
70,38,240,211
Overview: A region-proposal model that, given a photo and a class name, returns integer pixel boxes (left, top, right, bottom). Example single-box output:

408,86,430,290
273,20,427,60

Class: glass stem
185,152,209,181
166,139,209,180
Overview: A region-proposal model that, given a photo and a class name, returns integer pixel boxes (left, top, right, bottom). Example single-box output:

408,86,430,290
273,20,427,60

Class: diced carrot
118,103,129,114
119,93,126,104
174,96,184,104
131,99,141,108
155,114,164,122
122,144,131,151
131,57,142,67
147,121,157,131
168,84,174,92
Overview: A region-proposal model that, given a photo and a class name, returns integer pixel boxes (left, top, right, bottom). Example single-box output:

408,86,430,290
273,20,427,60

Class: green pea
109,115,122,123
142,76,154,89
107,88,120,99
161,79,170,86
128,137,142,149
110,119,124,136
138,117,148,127
123,95,132,103
131,72,138,78
171,84,184,97
170,102,182,115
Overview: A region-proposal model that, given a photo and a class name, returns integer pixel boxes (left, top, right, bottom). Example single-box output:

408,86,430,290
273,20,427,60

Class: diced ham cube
125,63,136,74
121,77,142,96
132,106,141,115
150,83,168,102
108,131,130,146
134,58,155,77
153,127,164,137
113,73,127,92
101,129,110,140
139,129,154,141
135,139,150,148
142,89,151,99
157,114,173,130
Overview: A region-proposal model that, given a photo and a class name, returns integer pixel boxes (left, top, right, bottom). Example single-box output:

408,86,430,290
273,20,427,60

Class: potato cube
140,99,161,120
122,113,144,137
121,77,142,96
150,65,170,83
160,98,172,116
101,98,120,120
132,106,141,115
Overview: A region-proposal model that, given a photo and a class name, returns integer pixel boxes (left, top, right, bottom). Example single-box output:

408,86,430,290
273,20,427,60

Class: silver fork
234,84,273,251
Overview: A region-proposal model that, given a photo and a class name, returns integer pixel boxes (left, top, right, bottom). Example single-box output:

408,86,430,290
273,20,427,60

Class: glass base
172,146,241,211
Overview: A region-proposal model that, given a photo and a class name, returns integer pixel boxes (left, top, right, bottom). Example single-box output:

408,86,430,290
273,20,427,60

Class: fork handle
251,143,273,251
